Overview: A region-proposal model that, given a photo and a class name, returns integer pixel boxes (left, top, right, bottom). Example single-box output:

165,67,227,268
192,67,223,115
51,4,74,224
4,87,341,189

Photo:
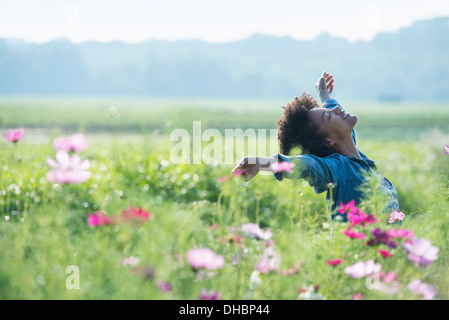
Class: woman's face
308,106,358,142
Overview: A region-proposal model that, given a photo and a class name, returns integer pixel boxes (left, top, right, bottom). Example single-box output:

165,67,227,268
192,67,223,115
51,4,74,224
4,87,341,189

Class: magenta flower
271,161,295,173
444,145,449,154
6,128,25,143
388,210,405,224
378,249,392,258
255,247,281,274
88,211,115,228
53,133,88,152
326,259,343,267
232,170,243,177
200,289,220,300
344,260,381,279
407,279,437,300
241,223,273,240
186,248,225,271
343,228,365,239
46,151,91,184
121,206,152,223
402,237,439,268
339,202,375,226
338,200,356,215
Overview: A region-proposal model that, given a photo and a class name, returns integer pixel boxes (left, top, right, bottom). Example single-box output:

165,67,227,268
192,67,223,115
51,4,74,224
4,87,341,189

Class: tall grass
0,122,448,299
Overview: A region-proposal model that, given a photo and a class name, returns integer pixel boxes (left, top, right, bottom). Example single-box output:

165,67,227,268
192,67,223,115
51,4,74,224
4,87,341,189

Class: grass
0,96,448,300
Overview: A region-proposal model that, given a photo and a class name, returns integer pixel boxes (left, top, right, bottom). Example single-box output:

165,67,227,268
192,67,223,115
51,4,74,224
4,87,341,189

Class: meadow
0,96,448,301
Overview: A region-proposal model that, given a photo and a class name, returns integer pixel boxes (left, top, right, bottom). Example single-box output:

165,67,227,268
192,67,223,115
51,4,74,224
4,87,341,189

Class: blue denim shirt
274,99,400,218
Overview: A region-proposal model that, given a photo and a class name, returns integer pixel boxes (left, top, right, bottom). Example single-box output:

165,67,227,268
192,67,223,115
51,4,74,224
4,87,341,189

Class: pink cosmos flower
378,249,392,258
444,145,449,154
6,128,25,143
218,176,228,182
256,247,281,274
344,260,381,279
121,206,152,223
407,279,437,300
88,211,114,227
344,228,365,239
380,271,397,283
232,170,243,177
326,259,343,267
120,256,141,267
386,228,414,240
218,170,243,182
271,161,295,173
200,289,220,300
53,133,88,152
186,248,225,271
157,282,172,292
338,200,356,215
352,293,362,300
388,210,405,224
46,151,91,184
339,202,375,226
402,237,439,268
241,223,273,240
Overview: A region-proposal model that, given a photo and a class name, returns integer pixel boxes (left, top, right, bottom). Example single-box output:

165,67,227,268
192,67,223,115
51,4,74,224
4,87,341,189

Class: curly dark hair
276,93,335,157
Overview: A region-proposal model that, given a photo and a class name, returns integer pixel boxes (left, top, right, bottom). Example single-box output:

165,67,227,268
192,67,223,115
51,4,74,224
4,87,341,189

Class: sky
1,0,449,44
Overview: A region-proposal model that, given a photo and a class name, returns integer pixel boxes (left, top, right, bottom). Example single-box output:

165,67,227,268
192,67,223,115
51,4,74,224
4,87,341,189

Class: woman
231,72,399,219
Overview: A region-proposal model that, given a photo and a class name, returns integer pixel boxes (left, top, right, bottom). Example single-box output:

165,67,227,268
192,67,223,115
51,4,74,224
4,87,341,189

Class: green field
0,96,448,300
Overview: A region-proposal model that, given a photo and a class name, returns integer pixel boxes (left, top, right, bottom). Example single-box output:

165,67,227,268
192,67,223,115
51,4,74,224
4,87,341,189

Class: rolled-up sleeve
272,153,337,191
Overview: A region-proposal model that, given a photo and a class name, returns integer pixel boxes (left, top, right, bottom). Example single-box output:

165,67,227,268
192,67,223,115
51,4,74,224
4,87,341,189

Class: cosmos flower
271,161,295,173
378,249,392,258
241,223,273,240
186,248,225,271
366,228,397,248
119,256,141,267
218,176,228,182
157,282,172,292
344,260,381,279
444,145,449,154
53,133,88,152
256,247,281,274
407,279,437,300
388,210,405,224
88,211,115,228
343,228,366,239
338,200,356,215
46,151,91,184
386,228,414,240
326,259,343,267
6,128,25,143
121,206,152,223
200,289,220,300
402,237,439,268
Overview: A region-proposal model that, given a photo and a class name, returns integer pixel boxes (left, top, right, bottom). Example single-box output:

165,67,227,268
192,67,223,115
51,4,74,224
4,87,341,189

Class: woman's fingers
327,78,334,94
231,165,241,174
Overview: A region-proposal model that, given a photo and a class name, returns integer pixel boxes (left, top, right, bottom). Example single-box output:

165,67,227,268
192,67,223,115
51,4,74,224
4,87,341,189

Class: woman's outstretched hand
231,157,261,182
315,71,334,104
